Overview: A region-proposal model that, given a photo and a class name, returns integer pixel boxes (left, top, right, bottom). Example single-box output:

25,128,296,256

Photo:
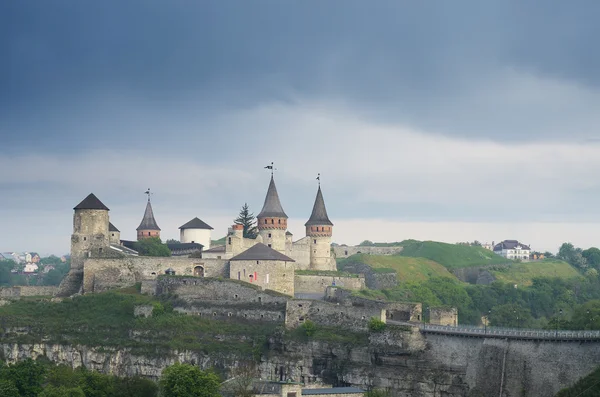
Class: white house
23,263,39,273
493,240,531,260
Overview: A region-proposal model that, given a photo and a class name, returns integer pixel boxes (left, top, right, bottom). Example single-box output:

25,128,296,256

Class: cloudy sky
2,1,600,255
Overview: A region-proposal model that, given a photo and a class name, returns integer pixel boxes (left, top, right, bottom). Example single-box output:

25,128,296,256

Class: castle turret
137,196,161,240
108,222,121,245
305,185,334,270
179,217,213,248
71,193,110,270
257,176,288,252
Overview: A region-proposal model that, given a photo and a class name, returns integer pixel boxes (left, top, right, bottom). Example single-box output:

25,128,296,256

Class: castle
58,173,338,297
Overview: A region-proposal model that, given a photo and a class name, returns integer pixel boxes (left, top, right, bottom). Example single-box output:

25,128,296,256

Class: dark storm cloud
2,1,600,147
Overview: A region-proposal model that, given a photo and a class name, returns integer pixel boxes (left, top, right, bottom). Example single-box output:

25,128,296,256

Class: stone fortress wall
0,286,58,299
285,299,385,331
429,307,458,326
83,257,228,293
332,246,403,259
294,274,365,295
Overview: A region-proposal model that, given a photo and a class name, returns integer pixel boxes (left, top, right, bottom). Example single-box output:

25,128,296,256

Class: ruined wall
333,246,403,259
325,287,422,322
429,307,458,326
174,303,285,324
0,286,58,298
155,276,289,305
285,299,385,331
339,261,398,289
83,257,228,293
294,275,365,295
287,236,311,270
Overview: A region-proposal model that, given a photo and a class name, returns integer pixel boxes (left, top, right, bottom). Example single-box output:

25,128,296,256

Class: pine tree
234,203,258,239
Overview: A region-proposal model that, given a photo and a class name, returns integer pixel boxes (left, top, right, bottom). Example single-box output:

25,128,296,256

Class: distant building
482,242,494,251
179,217,213,249
29,252,41,263
493,240,531,260
23,263,39,273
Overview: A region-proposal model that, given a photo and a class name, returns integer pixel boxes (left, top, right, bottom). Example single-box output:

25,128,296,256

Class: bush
368,318,386,332
302,320,317,337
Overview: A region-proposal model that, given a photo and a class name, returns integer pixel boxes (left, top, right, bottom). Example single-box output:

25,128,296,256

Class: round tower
257,175,288,252
305,184,334,271
71,193,110,270
179,217,213,248
137,192,161,240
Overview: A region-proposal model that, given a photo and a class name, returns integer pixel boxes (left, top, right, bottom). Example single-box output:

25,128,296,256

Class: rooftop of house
493,240,531,251
108,222,120,232
230,243,295,262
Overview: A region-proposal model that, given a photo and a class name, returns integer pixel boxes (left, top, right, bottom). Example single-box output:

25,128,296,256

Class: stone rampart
82,257,228,293
325,287,422,322
0,286,58,299
174,302,285,324
156,276,289,305
294,274,365,296
430,307,458,326
339,261,398,289
285,299,385,331
333,246,403,258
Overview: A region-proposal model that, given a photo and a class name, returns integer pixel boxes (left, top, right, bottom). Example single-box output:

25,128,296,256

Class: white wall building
179,217,213,249
493,240,531,260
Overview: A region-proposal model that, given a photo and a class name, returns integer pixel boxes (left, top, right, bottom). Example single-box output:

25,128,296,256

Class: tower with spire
305,175,335,270
256,165,288,253
137,189,161,240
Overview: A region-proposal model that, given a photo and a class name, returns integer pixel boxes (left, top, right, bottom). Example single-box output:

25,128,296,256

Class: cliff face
2,327,600,397
0,326,469,397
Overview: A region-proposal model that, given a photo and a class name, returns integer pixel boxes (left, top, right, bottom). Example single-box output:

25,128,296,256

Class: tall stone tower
58,193,110,297
257,176,288,252
137,193,161,240
71,193,110,270
305,184,334,271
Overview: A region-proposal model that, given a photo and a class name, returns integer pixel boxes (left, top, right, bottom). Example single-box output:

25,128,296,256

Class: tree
39,386,86,397
166,239,179,244
234,203,258,239
0,358,46,397
0,260,14,286
159,363,221,397
0,379,19,397
359,240,375,246
221,362,257,397
583,248,600,269
489,303,532,328
558,243,576,261
134,237,172,257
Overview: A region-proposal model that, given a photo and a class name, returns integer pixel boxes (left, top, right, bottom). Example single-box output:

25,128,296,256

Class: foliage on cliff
0,359,158,397
490,259,581,286
556,366,600,397
0,289,277,357
338,254,456,282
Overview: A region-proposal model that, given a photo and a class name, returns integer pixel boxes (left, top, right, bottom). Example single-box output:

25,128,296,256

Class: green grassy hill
490,259,582,286
399,240,511,269
349,254,457,282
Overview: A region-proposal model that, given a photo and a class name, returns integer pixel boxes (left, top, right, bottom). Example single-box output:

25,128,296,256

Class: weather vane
316,173,321,187
144,188,153,202
264,162,276,176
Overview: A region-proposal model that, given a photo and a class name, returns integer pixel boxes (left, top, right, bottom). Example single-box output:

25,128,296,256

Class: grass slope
491,259,582,287
354,254,457,282
399,240,511,269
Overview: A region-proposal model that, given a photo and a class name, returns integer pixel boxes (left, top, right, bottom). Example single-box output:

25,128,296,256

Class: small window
191,240,194,243
111,233,114,237
314,239,317,244
148,232,151,236
228,237,232,244
228,312,232,317
268,233,272,238
298,304,303,307
260,314,264,318
271,219,274,224
234,294,239,299
268,244,272,248
83,237,87,241
257,260,259,264
264,219,268,224
98,248,103,253
278,219,281,224
213,312,217,316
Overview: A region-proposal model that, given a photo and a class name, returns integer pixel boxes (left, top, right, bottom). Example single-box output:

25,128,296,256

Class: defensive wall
285,299,385,331
333,246,403,259
429,307,458,326
337,261,398,289
325,286,422,322
82,257,228,293
423,332,600,397
0,286,58,299
294,274,365,295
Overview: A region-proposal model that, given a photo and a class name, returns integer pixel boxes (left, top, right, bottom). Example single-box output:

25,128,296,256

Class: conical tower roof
74,193,109,211
257,176,288,218
305,186,333,226
136,200,161,231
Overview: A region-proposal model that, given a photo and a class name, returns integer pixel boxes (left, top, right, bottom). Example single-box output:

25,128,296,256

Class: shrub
368,317,386,332
302,320,317,337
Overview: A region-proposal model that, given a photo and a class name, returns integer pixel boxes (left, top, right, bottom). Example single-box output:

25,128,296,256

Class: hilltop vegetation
398,240,510,269
339,254,457,282
491,259,581,286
